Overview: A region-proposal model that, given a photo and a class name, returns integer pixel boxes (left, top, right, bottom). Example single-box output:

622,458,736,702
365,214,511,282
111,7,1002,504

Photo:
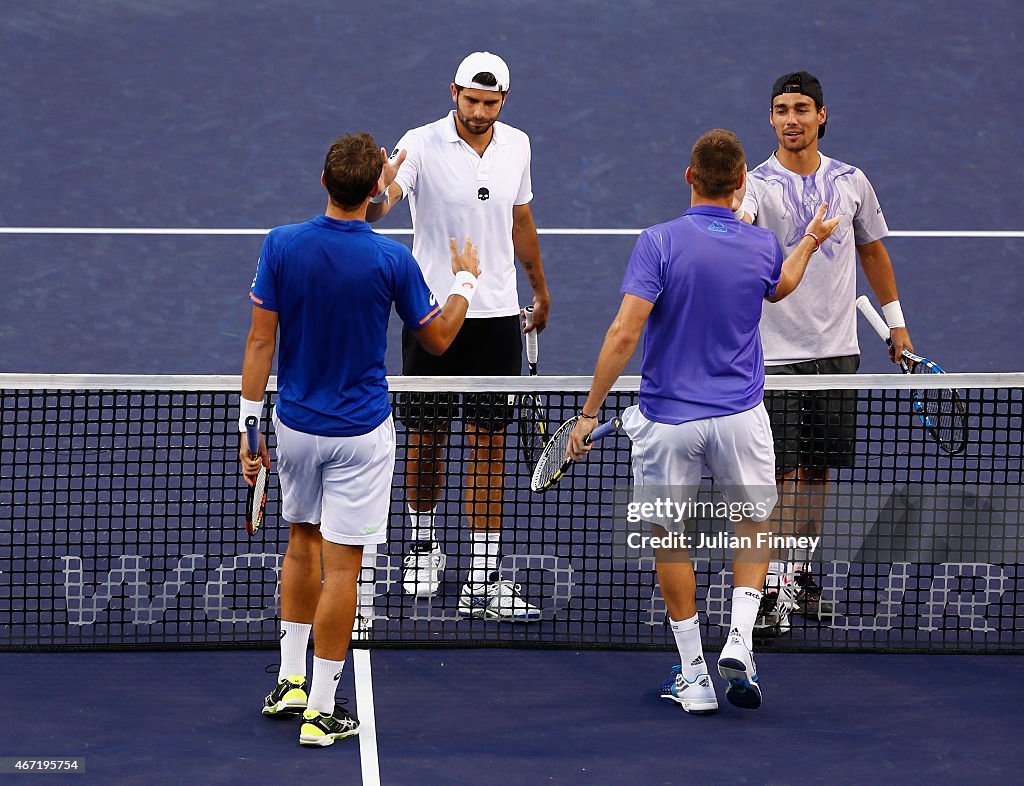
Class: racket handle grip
245,416,260,455
523,306,539,364
586,417,622,444
856,295,892,342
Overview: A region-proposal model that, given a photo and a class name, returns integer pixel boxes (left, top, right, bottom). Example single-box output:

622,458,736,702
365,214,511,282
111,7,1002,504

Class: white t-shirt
742,152,888,364
392,111,533,318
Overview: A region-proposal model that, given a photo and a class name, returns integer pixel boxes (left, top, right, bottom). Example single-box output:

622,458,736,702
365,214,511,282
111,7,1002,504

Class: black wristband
579,412,598,420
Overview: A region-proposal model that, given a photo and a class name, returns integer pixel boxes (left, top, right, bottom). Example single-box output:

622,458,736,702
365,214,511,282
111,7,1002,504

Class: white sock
669,614,706,681
730,587,762,650
469,530,501,585
308,656,345,715
408,505,436,544
278,620,311,681
357,545,377,618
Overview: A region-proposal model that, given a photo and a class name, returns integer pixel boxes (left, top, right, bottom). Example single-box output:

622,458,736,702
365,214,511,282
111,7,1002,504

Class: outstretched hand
806,202,841,244
377,147,407,195
449,235,481,277
731,165,748,212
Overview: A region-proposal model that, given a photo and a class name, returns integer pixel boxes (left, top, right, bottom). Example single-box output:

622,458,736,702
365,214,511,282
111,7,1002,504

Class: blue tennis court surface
2,648,1021,784
2,1,1023,784
1,1,1021,374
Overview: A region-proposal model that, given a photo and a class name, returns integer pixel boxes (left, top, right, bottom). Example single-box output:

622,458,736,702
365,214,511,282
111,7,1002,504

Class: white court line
0,227,1021,238
353,649,380,786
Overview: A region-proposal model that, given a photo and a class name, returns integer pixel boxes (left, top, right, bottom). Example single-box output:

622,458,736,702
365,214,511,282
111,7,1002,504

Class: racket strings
909,363,968,453
531,418,576,490
519,393,547,464
252,467,268,502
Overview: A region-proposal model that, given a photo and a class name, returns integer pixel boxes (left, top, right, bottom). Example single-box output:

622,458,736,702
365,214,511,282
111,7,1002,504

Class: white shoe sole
662,692,719,714
299,728,359,746
263,699,306,716
457,605,542,622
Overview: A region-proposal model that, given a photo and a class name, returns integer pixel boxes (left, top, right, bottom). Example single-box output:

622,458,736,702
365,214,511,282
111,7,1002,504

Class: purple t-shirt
621,205,783,424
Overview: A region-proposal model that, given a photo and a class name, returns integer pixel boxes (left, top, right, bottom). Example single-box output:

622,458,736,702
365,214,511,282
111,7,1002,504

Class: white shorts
272,410,396,546
623,403,778,525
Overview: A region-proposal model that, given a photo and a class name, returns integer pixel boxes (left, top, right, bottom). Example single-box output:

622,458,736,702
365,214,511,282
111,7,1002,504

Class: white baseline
0,227,1020,238
353,649,380,786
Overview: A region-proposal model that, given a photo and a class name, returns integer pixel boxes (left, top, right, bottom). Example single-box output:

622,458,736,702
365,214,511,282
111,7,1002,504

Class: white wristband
238,396,264,433
881,300,906,329
449,271,478,305
369,184,389,205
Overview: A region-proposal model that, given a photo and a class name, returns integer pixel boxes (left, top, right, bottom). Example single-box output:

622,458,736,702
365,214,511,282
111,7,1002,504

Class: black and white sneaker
794,569,834,618
299,702,360,747
262,675,308,716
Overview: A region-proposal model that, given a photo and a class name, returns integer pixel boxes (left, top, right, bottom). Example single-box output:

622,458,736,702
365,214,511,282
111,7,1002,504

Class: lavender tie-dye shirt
742,153,888,364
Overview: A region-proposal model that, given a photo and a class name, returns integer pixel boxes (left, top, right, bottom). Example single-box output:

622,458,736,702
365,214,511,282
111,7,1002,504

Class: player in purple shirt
239,133,479,746
569,129,837,714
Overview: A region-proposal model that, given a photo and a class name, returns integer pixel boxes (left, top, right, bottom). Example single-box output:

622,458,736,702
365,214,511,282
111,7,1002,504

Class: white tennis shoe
402,542,446,597
660,664,719,714
717,628,762,709
458,579,542,621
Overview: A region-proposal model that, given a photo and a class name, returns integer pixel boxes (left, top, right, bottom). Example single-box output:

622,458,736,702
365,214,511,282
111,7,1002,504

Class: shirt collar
767,150,829,176
314,215,371,231
442,110,504,146
684,205,735,219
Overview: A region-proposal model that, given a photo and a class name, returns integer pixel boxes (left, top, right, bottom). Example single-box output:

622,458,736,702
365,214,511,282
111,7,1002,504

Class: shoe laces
404,549,441,569
489,579,524,598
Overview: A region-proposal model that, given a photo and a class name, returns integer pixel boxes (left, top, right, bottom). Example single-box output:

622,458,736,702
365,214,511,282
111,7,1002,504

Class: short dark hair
689,129,745,200
455,71,507,96
322,133,382,210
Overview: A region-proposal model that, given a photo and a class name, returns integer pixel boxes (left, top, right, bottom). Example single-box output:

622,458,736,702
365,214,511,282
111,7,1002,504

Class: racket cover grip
856,296,891,342
245,416,260,456
524,306,538,364
586,417,622,444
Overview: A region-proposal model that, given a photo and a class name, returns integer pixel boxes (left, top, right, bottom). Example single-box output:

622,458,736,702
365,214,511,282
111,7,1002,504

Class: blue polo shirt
621,205,783,424
249,215,440,436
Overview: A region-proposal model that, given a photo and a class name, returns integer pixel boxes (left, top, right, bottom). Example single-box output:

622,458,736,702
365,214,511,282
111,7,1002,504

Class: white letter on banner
63,555,204,626
204,554,283,623
920,562,1009,632
828,562,911,631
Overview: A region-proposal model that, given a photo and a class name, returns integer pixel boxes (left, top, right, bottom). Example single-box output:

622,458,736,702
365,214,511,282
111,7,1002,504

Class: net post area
1,373,1022,653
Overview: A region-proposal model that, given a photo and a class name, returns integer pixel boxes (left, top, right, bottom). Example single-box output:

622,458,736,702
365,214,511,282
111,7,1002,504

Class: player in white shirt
737,71,914,631
367,52,551,620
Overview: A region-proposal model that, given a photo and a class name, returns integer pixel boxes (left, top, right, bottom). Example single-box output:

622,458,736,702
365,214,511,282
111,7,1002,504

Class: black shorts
764,354,859,474
398,315,523,432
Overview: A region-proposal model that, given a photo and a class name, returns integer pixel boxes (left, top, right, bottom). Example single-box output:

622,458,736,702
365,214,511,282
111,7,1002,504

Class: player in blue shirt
568,129,837,714
239,132,479,746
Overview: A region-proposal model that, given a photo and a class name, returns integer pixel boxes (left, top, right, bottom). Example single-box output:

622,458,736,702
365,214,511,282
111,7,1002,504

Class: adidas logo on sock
690,655,704,666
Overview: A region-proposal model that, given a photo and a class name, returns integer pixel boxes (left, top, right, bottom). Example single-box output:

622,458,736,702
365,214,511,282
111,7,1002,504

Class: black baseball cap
771,71,826,138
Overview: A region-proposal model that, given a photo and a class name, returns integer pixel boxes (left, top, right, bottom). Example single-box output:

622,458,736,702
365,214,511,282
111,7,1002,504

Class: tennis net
1,372,1021,652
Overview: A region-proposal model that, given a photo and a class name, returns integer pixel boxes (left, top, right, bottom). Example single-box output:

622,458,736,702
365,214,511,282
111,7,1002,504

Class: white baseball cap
454,51,510,92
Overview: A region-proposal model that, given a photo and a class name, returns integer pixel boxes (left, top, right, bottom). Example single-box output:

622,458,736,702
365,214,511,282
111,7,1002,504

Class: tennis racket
519,306,548,465
856,296,967,455
531,416,623,492
244,415,268,535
